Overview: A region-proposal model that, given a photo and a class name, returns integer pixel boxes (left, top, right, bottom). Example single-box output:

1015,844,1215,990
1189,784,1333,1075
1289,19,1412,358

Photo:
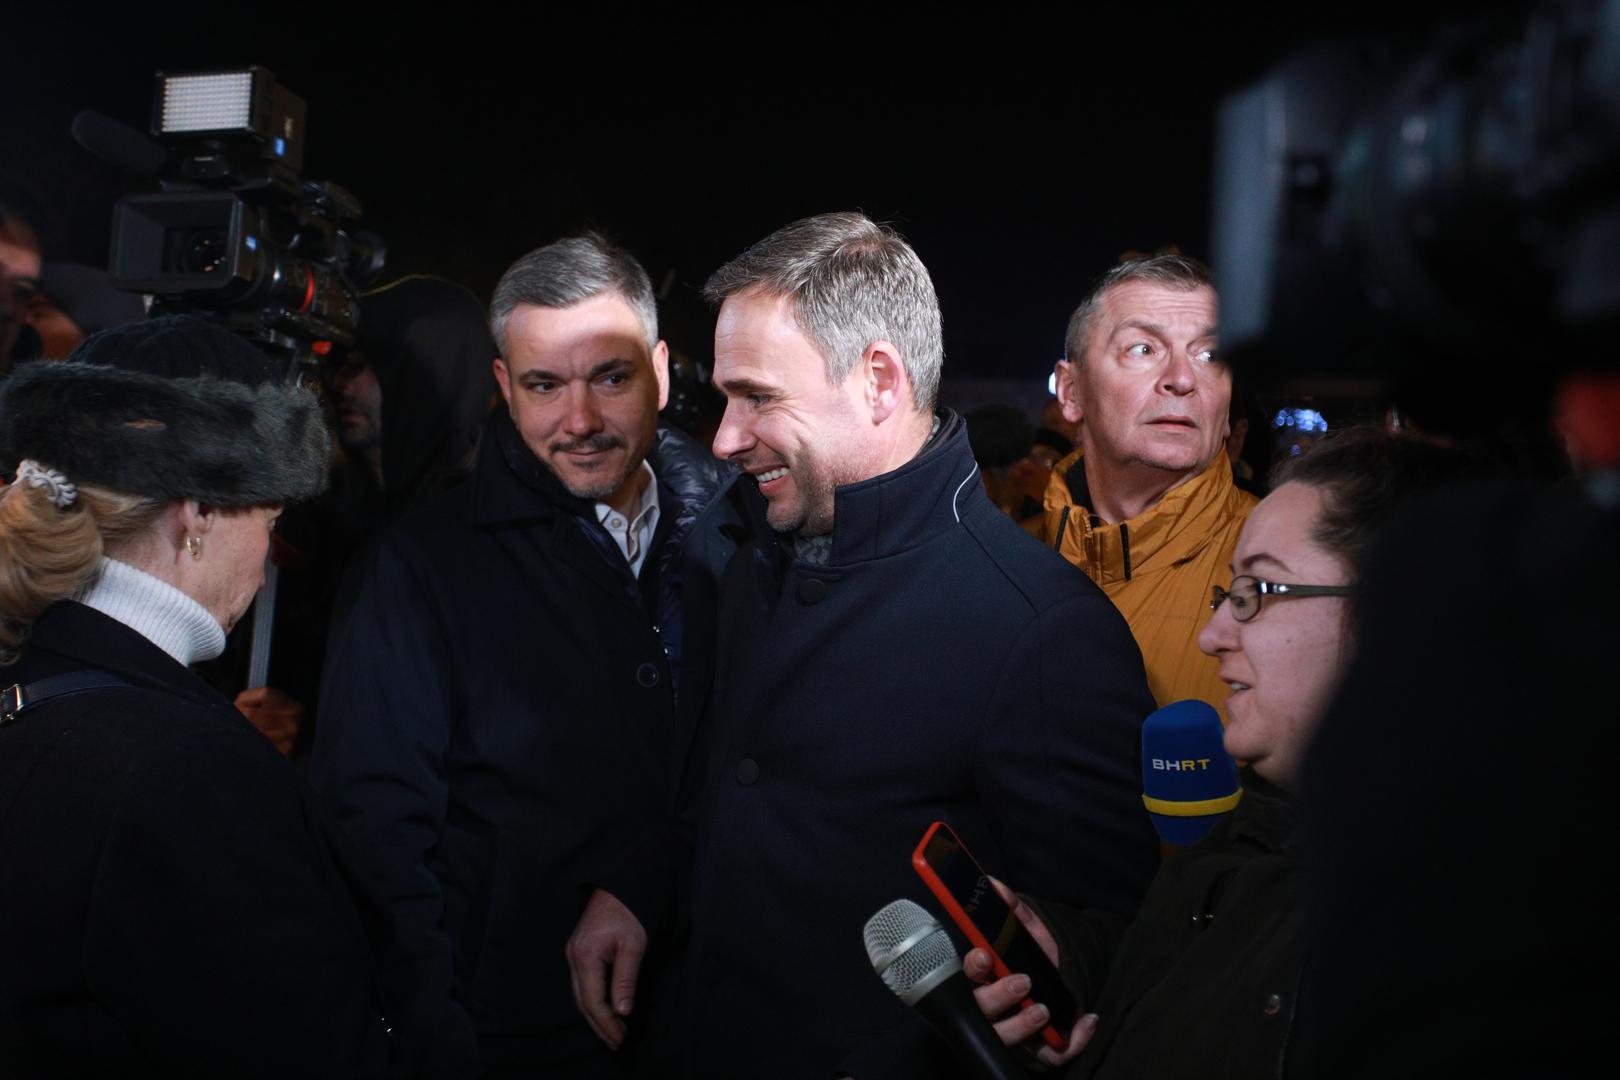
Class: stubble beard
545,432,636,503
766,451,849,538
560,465,634,504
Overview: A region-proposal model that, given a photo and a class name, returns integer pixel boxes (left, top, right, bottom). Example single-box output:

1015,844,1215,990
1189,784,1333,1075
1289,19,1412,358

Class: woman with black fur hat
0,317,399,1077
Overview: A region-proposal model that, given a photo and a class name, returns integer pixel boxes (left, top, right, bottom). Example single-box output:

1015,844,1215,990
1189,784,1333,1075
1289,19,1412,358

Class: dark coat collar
825,410,980,566
474,408,592,526
1228,767,1302,855
473,408,735,528
17,601,227,712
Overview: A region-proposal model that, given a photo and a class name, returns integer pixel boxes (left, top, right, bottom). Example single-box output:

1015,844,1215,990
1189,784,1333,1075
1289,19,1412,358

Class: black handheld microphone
863,898,1028,1080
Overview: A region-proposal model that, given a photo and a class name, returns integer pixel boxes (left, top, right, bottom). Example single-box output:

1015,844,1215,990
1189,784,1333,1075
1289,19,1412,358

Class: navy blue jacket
684,413,1159,1078
314,409,742,1076
0,602,395,1078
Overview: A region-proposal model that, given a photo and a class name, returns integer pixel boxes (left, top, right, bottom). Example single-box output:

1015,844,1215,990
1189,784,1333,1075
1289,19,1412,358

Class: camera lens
178,229,230,275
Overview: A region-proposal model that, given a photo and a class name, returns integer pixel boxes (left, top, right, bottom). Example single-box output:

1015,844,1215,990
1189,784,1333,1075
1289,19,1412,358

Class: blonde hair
0,477,165,660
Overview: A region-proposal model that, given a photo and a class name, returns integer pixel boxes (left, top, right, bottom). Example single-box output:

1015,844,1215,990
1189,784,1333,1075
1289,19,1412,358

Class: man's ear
492,357,513,406
861,339,909,425
1054,360,1084,425
652,340,671,411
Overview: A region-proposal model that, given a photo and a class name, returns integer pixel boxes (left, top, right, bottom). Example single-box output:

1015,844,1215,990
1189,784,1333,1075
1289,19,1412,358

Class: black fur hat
0,316,330,507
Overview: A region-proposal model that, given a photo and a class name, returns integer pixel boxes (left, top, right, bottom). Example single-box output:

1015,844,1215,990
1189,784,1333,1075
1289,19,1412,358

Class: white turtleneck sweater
75,557,227,667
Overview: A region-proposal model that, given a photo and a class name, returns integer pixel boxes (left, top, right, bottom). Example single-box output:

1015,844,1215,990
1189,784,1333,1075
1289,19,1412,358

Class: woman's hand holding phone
963,877,1097,1069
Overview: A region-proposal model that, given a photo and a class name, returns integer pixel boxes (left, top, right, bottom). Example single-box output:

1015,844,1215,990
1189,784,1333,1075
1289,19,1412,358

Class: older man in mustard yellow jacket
1034,253,1258,718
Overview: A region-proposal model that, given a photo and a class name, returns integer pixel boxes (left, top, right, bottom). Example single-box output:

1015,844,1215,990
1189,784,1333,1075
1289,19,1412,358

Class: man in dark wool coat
313,234,743,1079
601,212,1158,1078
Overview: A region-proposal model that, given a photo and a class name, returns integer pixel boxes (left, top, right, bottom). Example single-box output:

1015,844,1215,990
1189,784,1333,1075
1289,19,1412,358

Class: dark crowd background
4,1,1514,425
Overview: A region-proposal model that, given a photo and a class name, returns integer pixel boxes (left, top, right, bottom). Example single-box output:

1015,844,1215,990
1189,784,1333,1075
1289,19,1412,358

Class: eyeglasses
1210,575,1353,623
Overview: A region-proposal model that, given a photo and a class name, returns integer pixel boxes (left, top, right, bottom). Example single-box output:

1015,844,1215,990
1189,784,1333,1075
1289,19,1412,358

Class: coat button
736,758,760,785
796,578,829,604
635,663,660,687
1262,992,1283,1018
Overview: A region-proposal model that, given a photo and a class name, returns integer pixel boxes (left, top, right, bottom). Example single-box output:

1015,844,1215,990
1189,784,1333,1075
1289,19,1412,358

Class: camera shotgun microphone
70,111,166,178
863,898,1028,1080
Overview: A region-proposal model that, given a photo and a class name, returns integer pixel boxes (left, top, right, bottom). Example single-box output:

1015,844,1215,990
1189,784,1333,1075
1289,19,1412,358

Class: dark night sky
5,4,1487,390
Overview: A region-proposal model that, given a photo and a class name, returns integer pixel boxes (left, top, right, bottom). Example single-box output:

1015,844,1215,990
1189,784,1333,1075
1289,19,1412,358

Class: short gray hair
1064,253,1213,369
702,212,944,411
489,232,659,356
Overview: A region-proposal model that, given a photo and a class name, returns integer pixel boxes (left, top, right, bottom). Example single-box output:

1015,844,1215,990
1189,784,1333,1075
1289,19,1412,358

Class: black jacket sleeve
976,590,1160,917
312,531,481,1076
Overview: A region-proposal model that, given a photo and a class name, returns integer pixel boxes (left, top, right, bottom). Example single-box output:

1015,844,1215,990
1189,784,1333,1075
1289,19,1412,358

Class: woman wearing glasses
966,427,1482,1079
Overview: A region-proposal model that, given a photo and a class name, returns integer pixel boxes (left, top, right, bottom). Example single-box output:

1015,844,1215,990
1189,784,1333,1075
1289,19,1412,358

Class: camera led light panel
160,72,255,134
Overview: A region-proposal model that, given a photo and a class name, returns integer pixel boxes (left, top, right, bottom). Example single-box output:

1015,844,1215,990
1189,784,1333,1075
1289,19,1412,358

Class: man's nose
1162,350,1198,395
710,400,752,461
563,385,603,435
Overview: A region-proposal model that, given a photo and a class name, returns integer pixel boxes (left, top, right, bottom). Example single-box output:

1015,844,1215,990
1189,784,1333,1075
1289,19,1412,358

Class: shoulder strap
2,671,137,726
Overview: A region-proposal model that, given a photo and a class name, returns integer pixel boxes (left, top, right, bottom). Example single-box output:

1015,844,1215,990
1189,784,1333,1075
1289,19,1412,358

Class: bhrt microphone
1141,698,1243,844
864,898,1027,1080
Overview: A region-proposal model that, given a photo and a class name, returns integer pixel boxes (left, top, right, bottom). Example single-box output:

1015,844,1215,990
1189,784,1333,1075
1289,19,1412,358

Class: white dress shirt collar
594,461,661,578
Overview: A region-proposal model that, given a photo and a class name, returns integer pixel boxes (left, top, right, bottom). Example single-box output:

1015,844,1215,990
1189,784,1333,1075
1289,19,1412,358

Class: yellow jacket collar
1043,451,1251,586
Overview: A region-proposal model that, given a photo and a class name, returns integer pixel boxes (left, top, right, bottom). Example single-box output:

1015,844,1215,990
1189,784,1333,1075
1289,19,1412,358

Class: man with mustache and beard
314,235,745,1079
1034,254,1258,717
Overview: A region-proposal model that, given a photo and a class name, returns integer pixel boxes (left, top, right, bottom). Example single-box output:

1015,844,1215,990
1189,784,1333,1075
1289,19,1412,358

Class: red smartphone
912,820,1078,1050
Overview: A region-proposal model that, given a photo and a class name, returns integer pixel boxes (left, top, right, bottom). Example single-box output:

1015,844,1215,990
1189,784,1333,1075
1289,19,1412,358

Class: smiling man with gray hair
650,211,1158,1078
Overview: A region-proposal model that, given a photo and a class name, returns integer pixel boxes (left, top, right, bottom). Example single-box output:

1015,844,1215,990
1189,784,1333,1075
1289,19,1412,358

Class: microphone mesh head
863,899,962,1005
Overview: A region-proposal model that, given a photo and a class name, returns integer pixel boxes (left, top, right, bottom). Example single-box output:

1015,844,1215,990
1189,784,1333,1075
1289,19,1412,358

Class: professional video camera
77,67,385,373
1212,0,1619,378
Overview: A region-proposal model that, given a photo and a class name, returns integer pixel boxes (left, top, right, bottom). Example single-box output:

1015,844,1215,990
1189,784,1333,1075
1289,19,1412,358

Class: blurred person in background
0,204,42,371
1300,384,1617,1076
965,401,1037,516
12,262,145,360
217,276,496,758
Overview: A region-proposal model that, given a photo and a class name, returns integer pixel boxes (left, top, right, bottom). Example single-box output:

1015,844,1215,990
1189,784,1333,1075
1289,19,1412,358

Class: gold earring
186,536,202,559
